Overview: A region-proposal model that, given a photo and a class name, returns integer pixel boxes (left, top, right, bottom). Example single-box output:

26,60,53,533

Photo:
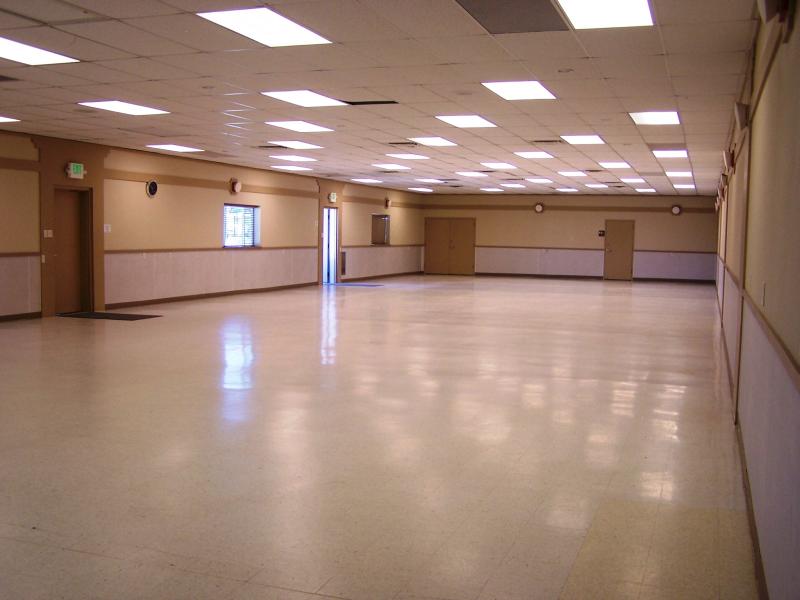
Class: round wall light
145,180,158,197
534,202,545,213
671,204,682,216
230,178,242,194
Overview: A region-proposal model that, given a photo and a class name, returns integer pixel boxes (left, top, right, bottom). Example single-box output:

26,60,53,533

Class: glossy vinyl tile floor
0,276,758,600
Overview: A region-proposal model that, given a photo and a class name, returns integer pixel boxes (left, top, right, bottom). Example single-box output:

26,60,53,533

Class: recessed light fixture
436,115,496,128
621,177,645,183
146,144,202,152
373,163,411,170
527,178,553,184
269,155,317,162
666,171,693,178
262,90,345,107
0,36,78,65
0,116,20,123
585,183,608,188
482,80,555,100
266,120,332,132
558,171,586,177
556,188,579,192
556,0,653,29
481,162,516,170
481,187,504,192
456,171,489,177
386,153,429,160
416,178,444,184
629,111,680,125
79,101,168,116
269,140,323,150
674,184,696,189
599,161,631,169
515,151,554,159
653,149,688,158
197,7,330,47
501,183,526,188
352,178,382,183
272,165,312,171
409,187,433,192
409,136,456,147
636,188,657,193
561,134,604,145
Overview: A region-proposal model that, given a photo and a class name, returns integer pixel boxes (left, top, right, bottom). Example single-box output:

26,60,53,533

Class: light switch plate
104,224,111,233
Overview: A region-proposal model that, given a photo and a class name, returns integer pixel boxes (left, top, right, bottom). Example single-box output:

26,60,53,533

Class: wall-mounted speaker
734,102,750,131
230,178,242,194
145,180,158,198
533,202,544,214
385,198,392,209
671,205,682,216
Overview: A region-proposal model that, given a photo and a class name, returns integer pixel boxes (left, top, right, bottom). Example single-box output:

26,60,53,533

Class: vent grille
530,139,565,145
0,75,19,82
344,100,398,106
388,141,418,147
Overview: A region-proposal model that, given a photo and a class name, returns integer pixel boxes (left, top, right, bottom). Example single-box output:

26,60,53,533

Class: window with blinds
223,204,259,247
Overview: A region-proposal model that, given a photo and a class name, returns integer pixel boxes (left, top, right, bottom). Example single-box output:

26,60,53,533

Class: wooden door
424,218,450,274
448,218,476,275
54,189,90,313
603,219,635,280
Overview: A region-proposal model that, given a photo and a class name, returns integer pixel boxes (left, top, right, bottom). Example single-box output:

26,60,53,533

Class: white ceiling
0,0,756,195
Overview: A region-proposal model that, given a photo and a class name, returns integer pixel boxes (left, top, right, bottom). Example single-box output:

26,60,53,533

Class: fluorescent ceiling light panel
481,162,516,170
269,155,317,162
481,188,504,192
557,0,654,29
653,149,688,158
515,151,553,159
558,171,586,177
456,171,488,177
585,183,608,188
352,178,382,183
636,188,657,193
386,153,428,160
262,90,345,107
436,115,496,128
629,111,680,125
557,188,579,192
561,134,604,145
197,7,330,47
79,101,168,116
266,120,332,132
501,183,526,188
0,36,78,65
416,178,444,183
666,171,693,178
272,165,312,171
146,144,202,152
0,116,20,123
409,187,433,192
373,163,410,170
482,80,555,100
527,178,553,184
269,140,323,150
621,177,645,183
409,136,456,147
599,161,630,169
674,184,696,189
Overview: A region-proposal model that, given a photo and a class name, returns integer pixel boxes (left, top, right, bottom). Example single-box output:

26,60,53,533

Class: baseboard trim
633,277,715,284
736,423,771,600
105,282,317,309
0,311,42,322
341,271,423,282
475,272,602,280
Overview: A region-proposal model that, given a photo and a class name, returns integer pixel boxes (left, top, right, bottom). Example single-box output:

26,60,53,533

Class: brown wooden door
448,218,476,275
54,189,90,313
603,219,635,280
424,218,450,274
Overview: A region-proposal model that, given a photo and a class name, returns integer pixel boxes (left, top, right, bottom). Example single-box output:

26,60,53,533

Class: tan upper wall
0,167,39,253
745,19,800,362
422,195,717,252
725,131,750,279
341,184,424,246
0,133,37,161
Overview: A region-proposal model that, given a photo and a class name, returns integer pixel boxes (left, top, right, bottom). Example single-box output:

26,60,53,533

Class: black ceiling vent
447,184,465,188
455,0,568,33
530,139,566,145
388,141,419,146
257,144,284,149
479,169,497,173
0,75,19,82
343,100,398,106
610,184,627,188
585,169,604,173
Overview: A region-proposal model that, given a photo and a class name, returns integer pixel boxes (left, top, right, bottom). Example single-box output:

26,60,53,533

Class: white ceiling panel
66,0,181,18
57,20,195,56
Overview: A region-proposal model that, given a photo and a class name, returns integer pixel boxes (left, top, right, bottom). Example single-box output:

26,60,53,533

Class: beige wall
725,132,750,280
423,195,717,252
0,133,37,161
0,167,39,253
341,187,423,248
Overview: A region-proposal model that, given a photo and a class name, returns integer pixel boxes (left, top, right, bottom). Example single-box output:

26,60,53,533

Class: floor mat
58,312,161,321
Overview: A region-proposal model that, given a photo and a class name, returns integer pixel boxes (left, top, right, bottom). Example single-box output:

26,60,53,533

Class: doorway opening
322,206,338,284
53,188,93,314
424,217,476,275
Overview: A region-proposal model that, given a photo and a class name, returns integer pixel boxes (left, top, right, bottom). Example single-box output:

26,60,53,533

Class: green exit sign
66,162,85,179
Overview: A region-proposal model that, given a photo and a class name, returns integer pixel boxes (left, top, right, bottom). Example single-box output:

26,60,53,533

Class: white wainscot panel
475,247,604,277
105,248,317,305
0,255,40,316
738,302,800,600
716,255,725,307
633,251,716,280
342,246,423,280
